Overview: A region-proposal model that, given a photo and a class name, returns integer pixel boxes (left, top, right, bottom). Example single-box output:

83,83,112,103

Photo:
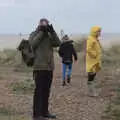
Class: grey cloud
0,0,120,34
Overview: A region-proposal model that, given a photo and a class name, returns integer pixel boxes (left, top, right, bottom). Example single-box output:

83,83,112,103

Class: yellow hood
90,26,101,37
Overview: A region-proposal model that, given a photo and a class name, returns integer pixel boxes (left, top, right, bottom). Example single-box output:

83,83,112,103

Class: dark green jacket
29,30,60,70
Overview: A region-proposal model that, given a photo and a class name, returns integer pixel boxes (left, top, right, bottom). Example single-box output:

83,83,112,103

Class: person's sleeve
58,45,64,57
29,31,44,49
50,32,61,47
87,39,97,58
72,44,78,61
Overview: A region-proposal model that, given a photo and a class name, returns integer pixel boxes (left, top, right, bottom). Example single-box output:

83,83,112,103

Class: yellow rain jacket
86,26,102,73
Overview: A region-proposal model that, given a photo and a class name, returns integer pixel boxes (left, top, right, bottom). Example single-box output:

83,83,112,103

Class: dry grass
102,44,120,120
11,78,34,94
0,42,120,120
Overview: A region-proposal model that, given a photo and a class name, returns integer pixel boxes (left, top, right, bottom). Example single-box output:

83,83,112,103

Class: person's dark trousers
33,70,53,118
88,72,96,82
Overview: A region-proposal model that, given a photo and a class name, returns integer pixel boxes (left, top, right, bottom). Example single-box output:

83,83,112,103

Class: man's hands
47,24,55,33
36,24,55,33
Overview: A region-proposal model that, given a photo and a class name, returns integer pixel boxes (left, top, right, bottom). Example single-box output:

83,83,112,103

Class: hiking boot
67,76,71,83
88,81,94,97
43,113,56,119
88,81,99,97
62,81,66,86
33,116,47,120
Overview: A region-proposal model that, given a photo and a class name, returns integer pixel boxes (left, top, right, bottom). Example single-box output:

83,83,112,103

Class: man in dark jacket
29,18,60,120
59,35,78,86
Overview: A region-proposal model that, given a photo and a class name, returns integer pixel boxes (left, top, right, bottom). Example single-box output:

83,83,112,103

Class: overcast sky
0,0,120,34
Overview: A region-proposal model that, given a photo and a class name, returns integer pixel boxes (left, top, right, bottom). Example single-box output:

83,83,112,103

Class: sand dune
0,34,28,49
0,33,120,49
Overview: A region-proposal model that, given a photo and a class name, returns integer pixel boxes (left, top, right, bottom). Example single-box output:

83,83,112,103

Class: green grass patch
0,107,17,116
11,79,34,94
105,86,120,120
0,115,31,120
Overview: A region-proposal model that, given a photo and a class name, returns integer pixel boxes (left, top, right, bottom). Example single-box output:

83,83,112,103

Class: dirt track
0,60,116,120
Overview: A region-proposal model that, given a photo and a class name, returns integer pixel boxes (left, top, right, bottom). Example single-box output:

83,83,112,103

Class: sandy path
0,62,112,120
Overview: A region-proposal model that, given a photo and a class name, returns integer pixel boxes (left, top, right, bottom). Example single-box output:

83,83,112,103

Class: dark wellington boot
62,81,66,86
67,76,71,83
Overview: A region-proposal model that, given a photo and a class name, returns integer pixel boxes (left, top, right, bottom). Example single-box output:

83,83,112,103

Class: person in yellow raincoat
86,26,102,97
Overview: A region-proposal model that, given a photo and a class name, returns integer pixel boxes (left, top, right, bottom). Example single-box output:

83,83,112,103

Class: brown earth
0,59,118,120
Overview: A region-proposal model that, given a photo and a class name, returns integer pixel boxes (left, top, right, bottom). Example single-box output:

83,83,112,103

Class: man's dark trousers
33,70,53,118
